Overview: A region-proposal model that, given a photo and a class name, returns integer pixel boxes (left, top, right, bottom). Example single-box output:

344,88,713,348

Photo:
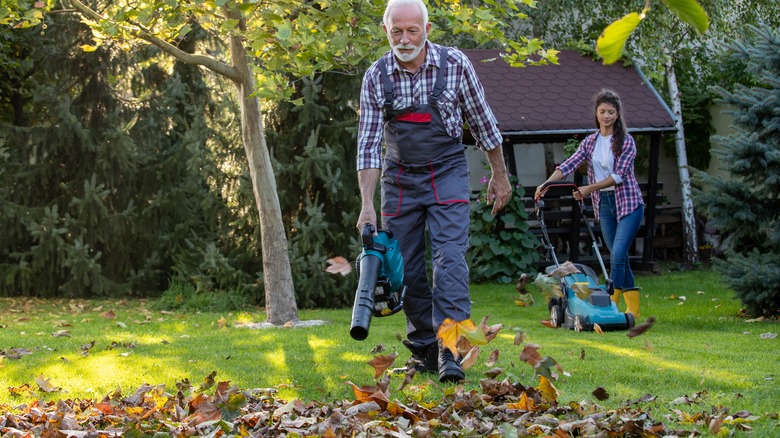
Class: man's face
384,5,431,63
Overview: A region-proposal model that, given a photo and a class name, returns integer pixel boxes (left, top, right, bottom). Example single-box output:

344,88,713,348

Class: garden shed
462,49,678,271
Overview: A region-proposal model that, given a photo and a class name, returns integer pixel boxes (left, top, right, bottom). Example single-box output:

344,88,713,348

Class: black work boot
438,340,465,383
403,340,438,374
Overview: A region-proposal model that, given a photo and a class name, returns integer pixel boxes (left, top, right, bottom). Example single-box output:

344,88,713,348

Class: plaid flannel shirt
356,42,502,170
557,132,644,221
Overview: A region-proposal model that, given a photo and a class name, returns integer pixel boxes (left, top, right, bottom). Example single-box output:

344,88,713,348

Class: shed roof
463,49,677,138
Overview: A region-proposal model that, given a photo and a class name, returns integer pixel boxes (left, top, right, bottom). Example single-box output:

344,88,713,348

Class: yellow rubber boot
611,288,622,306
623,288,641,320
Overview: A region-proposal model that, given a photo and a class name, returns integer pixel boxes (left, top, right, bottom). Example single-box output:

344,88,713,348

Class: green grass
1,266,778,435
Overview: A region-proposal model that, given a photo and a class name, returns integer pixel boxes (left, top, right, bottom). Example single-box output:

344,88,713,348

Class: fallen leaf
325,256,352,276
52,330,71,338
34,375,61,393
627,316,656,338
101,310,116,319
592,386,609,401
759,332,777,339
540,319,556,328
593,323,603,334
398,368,416,391
217,316,227,329
368,352,398,379
537,375,558,402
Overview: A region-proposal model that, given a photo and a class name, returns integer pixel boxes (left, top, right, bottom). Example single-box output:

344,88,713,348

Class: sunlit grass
0,266,778,435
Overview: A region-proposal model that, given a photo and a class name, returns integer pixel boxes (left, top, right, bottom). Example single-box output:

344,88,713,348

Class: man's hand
487,173,512,215
356,208,377,234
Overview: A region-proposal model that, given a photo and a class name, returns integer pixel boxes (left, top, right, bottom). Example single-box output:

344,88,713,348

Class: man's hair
383,0,428,27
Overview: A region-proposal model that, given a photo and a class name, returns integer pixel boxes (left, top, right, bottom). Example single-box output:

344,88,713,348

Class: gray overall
378,49,471,349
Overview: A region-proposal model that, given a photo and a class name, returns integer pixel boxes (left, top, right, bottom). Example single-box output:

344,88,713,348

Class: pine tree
693,24,780,317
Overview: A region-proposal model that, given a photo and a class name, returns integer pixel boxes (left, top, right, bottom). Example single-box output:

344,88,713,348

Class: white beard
391,34,427,63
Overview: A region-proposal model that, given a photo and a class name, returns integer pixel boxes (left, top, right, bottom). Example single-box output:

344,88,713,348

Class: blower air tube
350,254,382,341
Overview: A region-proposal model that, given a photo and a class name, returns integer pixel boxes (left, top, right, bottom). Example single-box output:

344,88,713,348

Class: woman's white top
593,134,623,191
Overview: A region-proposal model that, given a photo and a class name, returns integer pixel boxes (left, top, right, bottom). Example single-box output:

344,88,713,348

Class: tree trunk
665,58,699,266
227,17,299,325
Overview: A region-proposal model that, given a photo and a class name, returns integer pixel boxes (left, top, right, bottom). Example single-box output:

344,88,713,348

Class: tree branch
66,0,241,82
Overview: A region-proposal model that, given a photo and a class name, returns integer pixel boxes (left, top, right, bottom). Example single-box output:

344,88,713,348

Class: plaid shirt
557,132,644,221
357,42,502,170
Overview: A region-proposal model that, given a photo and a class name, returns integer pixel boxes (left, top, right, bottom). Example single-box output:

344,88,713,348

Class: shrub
469,175,540,283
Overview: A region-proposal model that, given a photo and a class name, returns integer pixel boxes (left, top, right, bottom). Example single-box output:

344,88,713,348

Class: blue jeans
598,191,644,290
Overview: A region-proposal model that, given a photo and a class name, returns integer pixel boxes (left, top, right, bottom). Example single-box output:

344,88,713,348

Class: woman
535,89,644,319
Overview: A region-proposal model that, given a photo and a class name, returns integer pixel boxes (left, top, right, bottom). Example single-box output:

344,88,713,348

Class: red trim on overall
381,167,405,217
395,112,432,123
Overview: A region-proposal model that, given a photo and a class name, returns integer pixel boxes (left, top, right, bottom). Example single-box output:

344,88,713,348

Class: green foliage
153,279,252,312
0,14,256,298
266,74,361,308
663,80,714,170
469,176,540,284
693,24,780,317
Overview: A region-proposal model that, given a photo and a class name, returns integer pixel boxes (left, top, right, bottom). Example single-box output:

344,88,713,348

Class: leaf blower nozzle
349,223,406,341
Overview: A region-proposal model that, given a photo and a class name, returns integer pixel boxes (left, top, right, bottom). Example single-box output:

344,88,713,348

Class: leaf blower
350,223,407,341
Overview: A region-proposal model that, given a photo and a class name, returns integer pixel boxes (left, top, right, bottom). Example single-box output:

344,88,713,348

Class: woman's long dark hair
593,89,628,157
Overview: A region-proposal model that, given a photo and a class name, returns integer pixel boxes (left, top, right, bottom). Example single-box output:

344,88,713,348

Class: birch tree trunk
665,57,699,266
227,12,299,325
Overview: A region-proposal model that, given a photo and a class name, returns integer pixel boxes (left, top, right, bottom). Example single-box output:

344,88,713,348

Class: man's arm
357,168,381,231
485,146,511,215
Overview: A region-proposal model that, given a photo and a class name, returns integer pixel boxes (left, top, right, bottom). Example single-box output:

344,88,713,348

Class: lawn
0,266,778,435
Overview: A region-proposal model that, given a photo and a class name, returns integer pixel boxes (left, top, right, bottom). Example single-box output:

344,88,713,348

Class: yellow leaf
436,318,487,359
596,12,644,64
80,44,98,52
572,282,592,300
506,391,534,411
537,375,558,403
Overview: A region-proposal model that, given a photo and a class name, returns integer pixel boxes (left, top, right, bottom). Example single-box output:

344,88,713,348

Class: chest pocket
436,89,460,137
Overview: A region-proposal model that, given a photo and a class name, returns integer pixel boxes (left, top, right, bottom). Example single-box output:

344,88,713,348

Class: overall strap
377,57,394,111
430,47,449,102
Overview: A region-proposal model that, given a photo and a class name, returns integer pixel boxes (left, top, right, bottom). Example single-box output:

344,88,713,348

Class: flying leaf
370,343,386,354
368,352,398,379
540,319,556,329
519,343,542,367
398,368,416,391
627,316,656,338
513,330,528,345
572,283,593,301
549,261,580,278
534,274,563,300
592,386,610,401
596,12,643,65
437,318,487,359
477,315,503,343
515,273,533,294
485,349,499,367
460,346,480,370
661,0,709,34
593,323,603,334
198,371,217,391
325,256,352,276
484,367,504,378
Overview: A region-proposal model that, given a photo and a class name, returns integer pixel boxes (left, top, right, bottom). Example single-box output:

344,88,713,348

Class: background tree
693,25,780,317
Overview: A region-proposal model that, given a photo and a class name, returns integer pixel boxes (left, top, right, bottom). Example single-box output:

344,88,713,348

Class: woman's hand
572,185,594,201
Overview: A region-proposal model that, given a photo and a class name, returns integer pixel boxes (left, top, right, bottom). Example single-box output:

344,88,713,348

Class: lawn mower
536,181,635,331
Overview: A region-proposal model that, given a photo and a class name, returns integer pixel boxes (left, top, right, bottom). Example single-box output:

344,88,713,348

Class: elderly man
356,0,511,382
